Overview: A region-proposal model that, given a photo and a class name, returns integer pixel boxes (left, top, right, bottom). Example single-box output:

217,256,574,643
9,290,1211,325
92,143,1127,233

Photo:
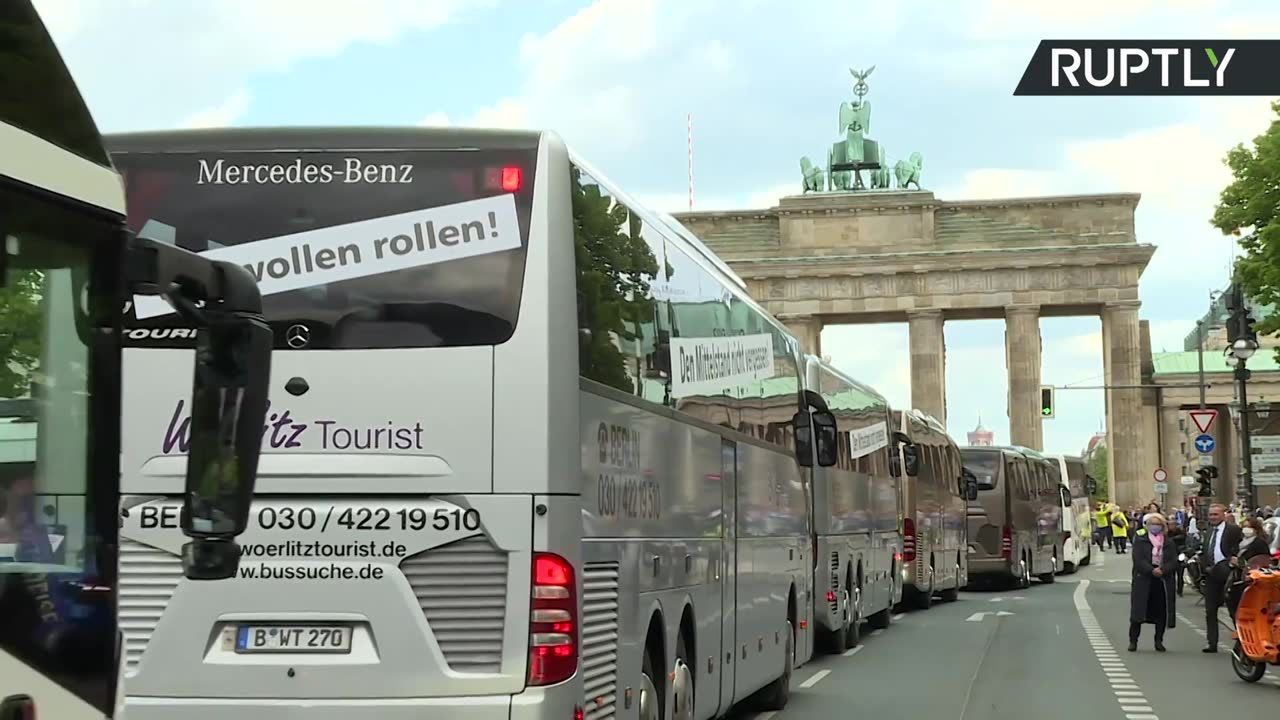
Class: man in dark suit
1200,503,1243,652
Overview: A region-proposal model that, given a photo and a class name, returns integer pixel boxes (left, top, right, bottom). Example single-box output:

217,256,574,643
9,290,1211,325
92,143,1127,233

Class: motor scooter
1229,562,1280,682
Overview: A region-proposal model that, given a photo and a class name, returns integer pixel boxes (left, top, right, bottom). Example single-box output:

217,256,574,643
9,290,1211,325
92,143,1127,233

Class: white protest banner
133,193,521,319
848,421,888,460
670,333,775,398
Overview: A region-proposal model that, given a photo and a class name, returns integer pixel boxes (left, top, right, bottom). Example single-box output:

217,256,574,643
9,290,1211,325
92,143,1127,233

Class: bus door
719,438,738,712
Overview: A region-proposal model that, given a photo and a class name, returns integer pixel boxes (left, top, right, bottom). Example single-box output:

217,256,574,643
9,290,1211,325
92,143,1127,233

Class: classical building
674,189,1155,506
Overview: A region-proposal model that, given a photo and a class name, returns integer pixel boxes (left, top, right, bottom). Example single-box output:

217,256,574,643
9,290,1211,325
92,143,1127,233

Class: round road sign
1153,468,1168,482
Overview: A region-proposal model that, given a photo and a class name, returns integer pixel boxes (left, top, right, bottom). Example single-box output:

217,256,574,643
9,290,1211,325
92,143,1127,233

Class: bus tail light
527,552,577,686
902,519,917,562
1000,525,1012,559
484,166,524,192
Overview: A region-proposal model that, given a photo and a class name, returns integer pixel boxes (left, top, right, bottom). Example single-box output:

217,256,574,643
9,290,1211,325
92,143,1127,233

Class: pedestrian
1094,503,1110,551
1111,508,1130,553
1199,503,1243,653
1226,517,1273,620
1128,512,1178,652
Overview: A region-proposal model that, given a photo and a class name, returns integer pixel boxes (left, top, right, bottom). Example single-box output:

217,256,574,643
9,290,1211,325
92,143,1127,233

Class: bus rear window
112,148,537,350
962,451,1000,490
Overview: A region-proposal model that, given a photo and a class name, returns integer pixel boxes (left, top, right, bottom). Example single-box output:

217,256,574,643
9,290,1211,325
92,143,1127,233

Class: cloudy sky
37,0,1280,455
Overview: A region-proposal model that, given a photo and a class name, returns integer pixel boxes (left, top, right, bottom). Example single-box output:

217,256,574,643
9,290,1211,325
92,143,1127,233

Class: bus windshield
111,147,537,350
963,451,1000,490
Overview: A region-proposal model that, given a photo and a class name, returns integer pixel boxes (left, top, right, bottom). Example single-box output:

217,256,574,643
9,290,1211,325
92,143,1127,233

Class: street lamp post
1226,336,1259,509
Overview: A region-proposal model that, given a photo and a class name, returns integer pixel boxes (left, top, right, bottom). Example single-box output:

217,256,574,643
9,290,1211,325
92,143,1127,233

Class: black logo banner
1014,40,1280,95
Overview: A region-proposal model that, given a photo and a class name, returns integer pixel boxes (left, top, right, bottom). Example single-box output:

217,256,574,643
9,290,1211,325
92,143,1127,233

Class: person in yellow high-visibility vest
1111,506,1130,553
1094,503,1112,551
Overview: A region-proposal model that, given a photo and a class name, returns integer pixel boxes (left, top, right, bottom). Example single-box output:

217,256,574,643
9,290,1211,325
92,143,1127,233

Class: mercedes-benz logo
285,324,311,349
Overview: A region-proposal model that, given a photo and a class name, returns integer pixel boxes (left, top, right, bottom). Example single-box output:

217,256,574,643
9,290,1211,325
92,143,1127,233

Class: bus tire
912,566,934,610
939,560,960,602
1039,552,1056,583
640,647,662,720
844,584,861,648
756,620,793,711
672,633,694,720
867,603,892,630
827,588,848,654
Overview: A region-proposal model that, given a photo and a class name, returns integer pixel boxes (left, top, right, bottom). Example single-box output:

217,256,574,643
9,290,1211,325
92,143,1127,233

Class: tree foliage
0,269,44,398
572,167,661,393
1212,101,1280,351
1086,446,1109,503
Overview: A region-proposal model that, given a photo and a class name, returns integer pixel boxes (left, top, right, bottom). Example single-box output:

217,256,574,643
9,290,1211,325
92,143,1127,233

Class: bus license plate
235,625,353,654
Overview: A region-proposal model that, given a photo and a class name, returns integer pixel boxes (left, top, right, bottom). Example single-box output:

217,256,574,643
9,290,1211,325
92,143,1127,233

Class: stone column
780,315,823,357
1005,305,1043,451
907,309,947,425
1102,301,1145,508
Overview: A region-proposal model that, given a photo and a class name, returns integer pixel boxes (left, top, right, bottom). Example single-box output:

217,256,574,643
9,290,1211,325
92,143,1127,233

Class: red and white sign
1153,468,1168,482
1189,409,1218,434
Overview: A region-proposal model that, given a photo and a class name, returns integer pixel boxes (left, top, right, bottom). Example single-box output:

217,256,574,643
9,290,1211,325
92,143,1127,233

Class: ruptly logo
1014,40,1280,96
286,324,311,349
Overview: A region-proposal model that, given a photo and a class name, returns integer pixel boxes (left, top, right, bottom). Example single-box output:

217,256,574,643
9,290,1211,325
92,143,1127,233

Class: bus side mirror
902,444,921,477
792,411,814,468
181,311,273,580
963,469,979,501
812,410,838,467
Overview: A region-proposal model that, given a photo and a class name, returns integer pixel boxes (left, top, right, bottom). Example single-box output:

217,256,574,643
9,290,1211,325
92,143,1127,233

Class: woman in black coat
1129,512,1179,652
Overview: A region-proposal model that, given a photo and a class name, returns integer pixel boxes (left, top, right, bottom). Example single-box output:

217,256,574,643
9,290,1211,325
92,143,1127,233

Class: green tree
572,167,660,393
0,269,43,398
1212,100,1280,351
1086,446,1109,503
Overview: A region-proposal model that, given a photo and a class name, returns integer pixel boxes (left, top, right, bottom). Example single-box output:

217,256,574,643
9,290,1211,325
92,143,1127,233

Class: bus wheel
640,649,661,720
844,585,862,648
1017,556,1032,589
756,620,793,711
672,634,694,720
1039,553,1057,583
828,588,849,654
912,567,934,610
939,561,960,602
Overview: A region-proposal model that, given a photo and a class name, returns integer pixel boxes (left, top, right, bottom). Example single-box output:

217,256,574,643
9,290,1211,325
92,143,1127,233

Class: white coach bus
2,3,273,718
106,128,844,720
802,356,902,651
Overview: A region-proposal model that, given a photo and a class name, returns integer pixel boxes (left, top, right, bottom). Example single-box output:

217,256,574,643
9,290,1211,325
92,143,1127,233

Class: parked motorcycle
1229,559,1280,682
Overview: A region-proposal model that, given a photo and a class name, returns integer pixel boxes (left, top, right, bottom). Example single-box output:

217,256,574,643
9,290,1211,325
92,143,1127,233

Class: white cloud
36,0,494,131
968,0,1227,39
418,111,452,127
179,90,251,129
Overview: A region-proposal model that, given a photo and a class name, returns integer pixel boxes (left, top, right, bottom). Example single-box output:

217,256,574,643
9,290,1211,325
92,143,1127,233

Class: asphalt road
733,549,1279,720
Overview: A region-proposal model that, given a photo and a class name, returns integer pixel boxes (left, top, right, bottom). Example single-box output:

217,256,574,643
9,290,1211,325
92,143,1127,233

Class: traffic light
1039,385,1054,419
1195,465,1217,497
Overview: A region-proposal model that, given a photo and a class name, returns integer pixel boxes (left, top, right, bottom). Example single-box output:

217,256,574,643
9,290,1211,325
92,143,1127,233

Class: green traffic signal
1041,407,1052,416
1039,386,1054,419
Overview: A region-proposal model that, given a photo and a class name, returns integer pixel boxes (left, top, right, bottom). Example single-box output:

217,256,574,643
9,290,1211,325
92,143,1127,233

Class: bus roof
1,0,122,213
105,126,545,154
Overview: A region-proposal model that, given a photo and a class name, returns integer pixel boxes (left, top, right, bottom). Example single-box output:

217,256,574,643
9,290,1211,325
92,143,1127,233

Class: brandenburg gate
671,66,1157,505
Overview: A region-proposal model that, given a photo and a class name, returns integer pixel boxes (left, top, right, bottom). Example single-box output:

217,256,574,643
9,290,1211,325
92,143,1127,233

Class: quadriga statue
894,152,923,190
799,156,826,192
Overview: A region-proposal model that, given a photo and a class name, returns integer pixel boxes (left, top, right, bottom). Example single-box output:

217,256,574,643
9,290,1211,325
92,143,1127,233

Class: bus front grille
582,562,621,720
117,539,184,676
400,535,509,674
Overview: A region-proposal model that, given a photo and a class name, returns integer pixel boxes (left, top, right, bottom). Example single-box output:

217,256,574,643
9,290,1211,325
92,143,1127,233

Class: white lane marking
757,712,777,720
799,669,830,689
842,645,863,658
892,613,905,621
1074,580,1160,719
870,629,884,637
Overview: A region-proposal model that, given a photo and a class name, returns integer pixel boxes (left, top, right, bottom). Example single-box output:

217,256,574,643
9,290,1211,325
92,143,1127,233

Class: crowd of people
1089,498,1280,653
